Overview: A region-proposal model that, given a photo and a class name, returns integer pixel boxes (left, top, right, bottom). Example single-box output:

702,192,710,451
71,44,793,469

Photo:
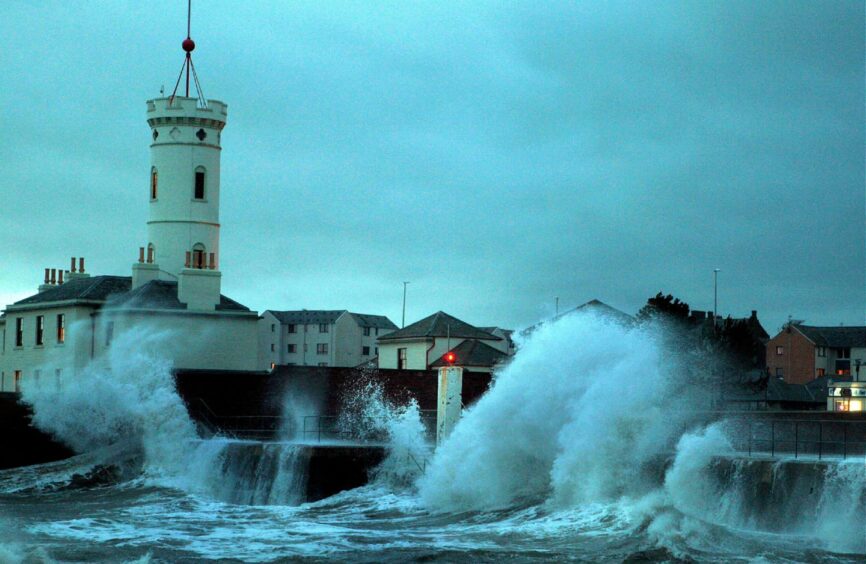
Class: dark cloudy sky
1,1,863,334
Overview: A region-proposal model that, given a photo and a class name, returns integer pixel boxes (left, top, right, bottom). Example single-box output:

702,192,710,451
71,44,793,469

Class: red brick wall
765,328,816,384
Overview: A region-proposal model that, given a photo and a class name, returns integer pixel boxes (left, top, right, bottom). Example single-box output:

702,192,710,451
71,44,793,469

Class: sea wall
0,392,73,469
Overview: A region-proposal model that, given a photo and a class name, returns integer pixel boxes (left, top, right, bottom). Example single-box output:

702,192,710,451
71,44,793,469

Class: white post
437,366,463,445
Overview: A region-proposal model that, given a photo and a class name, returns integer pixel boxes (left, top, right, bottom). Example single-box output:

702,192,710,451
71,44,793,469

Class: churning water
2,314,864,562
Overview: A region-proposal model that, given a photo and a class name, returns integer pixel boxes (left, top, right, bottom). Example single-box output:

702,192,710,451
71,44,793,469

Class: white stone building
376,311,510,373
259,310,397,369
0,35,260,391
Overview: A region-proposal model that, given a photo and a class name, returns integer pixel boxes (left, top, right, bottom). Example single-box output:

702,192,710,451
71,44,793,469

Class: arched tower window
150,167,158,200
194,166,206,200
192,243,206,269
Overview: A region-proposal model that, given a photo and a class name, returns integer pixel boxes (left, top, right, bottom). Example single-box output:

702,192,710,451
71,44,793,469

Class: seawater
1,315,864,562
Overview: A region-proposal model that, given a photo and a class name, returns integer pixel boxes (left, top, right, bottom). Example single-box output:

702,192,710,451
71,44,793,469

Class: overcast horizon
1,1,863,334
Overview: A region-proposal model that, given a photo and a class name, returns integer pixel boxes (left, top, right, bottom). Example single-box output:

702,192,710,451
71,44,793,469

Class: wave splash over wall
21,326,197,478
418,312,866,555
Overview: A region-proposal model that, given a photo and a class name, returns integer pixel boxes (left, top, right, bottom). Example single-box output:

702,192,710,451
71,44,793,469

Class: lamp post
402,281,410,328
713,268,721,331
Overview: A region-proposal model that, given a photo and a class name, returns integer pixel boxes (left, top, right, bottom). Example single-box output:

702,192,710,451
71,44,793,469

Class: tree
636,292,691,323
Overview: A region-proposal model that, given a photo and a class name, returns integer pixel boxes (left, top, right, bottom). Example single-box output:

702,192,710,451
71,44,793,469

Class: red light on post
444,352,456,364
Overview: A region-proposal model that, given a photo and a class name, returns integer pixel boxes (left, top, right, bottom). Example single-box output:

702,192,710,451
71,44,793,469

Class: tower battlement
146,97,227,128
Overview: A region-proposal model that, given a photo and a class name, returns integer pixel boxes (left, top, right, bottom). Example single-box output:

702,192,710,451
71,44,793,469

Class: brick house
766,324,866,384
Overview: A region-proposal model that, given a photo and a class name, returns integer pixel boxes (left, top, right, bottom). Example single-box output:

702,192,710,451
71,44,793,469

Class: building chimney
44,268,50,284
139,247,145,263
751,310,757,319
50,269,57,285
146,246,154,264
79,257,85,273
58,270,64,284
71,257,77,273
208,252,215,270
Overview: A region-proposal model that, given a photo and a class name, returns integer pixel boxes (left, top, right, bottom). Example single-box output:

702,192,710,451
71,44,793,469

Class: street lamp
402,281,410,328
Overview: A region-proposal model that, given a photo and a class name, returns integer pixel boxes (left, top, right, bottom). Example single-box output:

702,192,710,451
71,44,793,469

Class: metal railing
734,419,866,460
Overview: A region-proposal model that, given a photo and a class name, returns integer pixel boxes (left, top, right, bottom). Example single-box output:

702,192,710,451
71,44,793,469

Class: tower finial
169,0,207,108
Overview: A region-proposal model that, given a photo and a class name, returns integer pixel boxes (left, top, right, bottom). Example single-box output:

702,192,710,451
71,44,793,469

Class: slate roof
9,276,132,309
349,313,398,330
794,325,866,348
108,280,250,312
571,299,635,323
430,339,508,368
377,311,501,342
268,310,345,325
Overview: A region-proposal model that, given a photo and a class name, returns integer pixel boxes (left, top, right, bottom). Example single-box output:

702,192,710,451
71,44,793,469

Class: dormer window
194,167,205,200
151,167,158,200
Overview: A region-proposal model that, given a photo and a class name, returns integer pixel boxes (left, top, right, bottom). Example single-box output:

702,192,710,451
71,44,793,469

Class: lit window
35,315,44,346
151,167,158,200
319,324,329,333
194,167,205,200
270,362,276,370
816,368,825,377
316,343,328,355
15,318,23,347
776,346,784,355
57,314,65,343
13,370,21,392
192,244,206,269
362,346,370,356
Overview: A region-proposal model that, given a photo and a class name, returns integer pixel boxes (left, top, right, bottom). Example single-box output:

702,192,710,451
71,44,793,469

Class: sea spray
418,311,698,511
339,377,431,486
21,325,197,478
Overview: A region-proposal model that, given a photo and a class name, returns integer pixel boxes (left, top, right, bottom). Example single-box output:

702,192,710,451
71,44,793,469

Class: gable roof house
377,311,510,373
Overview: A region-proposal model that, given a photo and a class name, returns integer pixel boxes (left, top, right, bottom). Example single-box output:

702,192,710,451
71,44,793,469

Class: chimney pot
751,310,757,318
139,247,145,263
44,268,50,284
58,270,64,284
50,269,57,285
146,247,154,264
70,257,77,273
79,257,85,273
208,252,215,270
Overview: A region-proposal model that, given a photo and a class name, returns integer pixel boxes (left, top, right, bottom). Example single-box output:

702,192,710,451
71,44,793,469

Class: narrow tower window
151,168,158,200
56,314,65,343
192,243,206,269
194,167,206,200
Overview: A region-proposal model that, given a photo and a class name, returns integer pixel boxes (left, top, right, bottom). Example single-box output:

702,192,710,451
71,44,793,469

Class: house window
316,343,328,355
362,346,370,356
151,167,158,199
271,324,275,332
270,343,275,352
318,362,328,367
105,321,114,346
288,324,296,334
375,328,379,336
13,370,21,392
775,346,784,355
816,368,826,377
363,327,371,337
375,347,378,355
398,347,407,369
15,318,23,347
288,344,296,353
194,167,206,200
192,244,206,269
57,314,65,343
837,348,851,359
35,315,44,346
775,367,784,378
817,347,826,357
319,324,329,333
